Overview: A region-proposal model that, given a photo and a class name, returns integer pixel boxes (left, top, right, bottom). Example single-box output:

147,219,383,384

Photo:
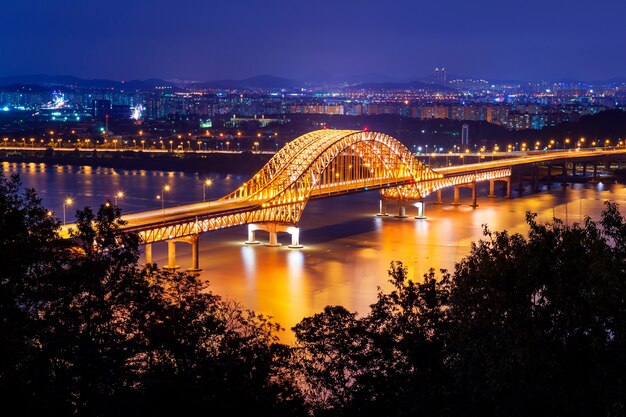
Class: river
3,161,626,342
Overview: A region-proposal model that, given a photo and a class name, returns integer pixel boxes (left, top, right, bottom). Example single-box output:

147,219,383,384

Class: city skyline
2,0,625,82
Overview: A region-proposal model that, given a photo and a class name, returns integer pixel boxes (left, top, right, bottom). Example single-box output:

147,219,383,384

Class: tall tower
461,124,469,148
434,67,447,85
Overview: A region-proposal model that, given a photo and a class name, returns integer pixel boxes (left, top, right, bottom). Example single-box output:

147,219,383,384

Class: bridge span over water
62,129,626,271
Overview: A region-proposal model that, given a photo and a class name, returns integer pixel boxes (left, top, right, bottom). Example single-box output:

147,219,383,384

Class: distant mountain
304,72,404,86
193,75,301,90
552,78,592,86
601,76,626,85
344,80,456,93
0,83,50,93
0,74,83,87
1,73,624,92
0,75,177,91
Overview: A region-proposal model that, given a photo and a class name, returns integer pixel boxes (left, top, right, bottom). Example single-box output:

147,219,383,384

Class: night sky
1,0,625,82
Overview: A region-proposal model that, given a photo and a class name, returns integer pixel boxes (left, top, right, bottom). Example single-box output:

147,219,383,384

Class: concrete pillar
488,180,496,198
288,227,303,249
145,243,153,264
396,203,408,218
562,163,567,177
166,240,179,269
505,178,511,199
531,168,539,193
267,231,279,246
245,224,260,244
265,223,281,247
414,201,426,219
593,164,598,179
546,165,553,188
582,164,587,177
188,235,201,272
452,186,461,205
434,189,443,204
470,183,478,208
376,198,389,216
572,162,576,176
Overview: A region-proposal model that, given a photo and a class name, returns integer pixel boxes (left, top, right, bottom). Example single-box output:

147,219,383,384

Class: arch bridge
86,129,509,269
64,129,626,270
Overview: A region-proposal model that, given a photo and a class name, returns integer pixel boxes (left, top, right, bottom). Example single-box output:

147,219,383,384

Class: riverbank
0,148,271,176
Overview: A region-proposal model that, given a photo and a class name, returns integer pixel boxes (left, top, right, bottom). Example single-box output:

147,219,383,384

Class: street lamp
114,191,124,206
160,185,170,213
203,179,212,202
63,198,73,225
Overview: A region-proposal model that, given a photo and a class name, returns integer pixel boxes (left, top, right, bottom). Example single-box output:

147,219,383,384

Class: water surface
4,161,625,342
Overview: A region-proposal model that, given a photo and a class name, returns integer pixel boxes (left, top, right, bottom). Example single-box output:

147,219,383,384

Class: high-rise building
434,67,447,85
461,124,469,146
92,99,111,118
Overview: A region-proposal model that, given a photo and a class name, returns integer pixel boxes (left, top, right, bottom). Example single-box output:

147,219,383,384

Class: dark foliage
293,203,626,417
0,172,304,417
2,167,626,416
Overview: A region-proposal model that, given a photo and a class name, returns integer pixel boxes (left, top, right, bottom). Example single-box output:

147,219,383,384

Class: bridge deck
60,146,626,239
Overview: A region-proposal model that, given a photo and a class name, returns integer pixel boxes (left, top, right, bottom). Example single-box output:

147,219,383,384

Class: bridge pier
531,167,539,193
546,165,553,189
414,201,427,219
434,189,442,204
165,240,180,270
488,180,496,198
145,243,153,264
376,199,389,216
396,201,408,218
452,186,461,206
288,227,303,249
160,235,202,271
187,235,201,272
245,224,261,245
470,182,478,208
245,223,303,248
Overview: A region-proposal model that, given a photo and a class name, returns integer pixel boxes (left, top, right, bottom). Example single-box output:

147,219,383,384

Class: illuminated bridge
61,129,626,270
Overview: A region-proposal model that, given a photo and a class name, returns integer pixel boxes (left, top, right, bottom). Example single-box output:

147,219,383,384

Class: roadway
436,147,626,175
58,146,626,237
0,146,275,155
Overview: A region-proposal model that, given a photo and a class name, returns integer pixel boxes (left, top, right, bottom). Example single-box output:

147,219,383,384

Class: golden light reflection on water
3,161,626,344
181,185,626,344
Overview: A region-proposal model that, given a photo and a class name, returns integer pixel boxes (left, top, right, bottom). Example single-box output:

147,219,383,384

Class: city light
203,179,212,202
160,185,170,213
114,191,124,206
63,198,73,225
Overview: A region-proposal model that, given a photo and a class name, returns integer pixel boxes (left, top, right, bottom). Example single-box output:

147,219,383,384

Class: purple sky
1,0,625,81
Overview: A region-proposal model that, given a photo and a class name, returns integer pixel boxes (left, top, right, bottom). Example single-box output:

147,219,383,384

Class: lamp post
203,179,212,202
63,198,73,225
114,191,124,206
161,185,170,213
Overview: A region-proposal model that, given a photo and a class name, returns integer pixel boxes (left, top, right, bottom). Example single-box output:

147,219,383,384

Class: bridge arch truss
135,130,511,243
